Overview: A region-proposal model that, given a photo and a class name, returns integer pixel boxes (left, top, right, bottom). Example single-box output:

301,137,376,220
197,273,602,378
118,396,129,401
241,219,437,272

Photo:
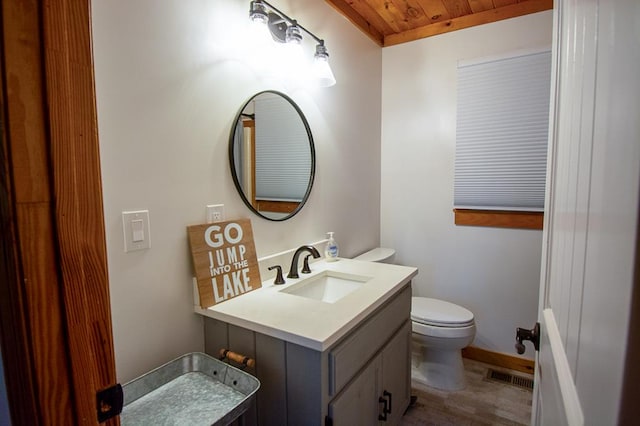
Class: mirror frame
228,90,316,221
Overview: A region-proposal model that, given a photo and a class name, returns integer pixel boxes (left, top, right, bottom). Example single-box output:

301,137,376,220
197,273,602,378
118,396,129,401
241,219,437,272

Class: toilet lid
353,248,395,263
411,297,474,327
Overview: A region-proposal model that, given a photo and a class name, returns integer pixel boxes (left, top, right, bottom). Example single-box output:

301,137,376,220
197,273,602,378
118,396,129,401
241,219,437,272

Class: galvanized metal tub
121,352,260,426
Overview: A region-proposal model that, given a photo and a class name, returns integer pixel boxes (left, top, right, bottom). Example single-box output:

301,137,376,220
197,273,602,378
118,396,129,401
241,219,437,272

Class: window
254,94,312,203
454,49,551,229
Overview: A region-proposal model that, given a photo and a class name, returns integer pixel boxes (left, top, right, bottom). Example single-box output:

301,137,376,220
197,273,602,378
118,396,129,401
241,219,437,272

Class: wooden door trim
43,1,117,421
0,0,117,424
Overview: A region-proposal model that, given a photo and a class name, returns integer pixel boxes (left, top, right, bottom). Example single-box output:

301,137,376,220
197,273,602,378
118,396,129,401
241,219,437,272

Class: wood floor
401,359,533,425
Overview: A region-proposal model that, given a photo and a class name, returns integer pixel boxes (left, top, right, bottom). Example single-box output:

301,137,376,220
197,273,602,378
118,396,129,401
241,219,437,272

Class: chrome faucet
287,245,321,279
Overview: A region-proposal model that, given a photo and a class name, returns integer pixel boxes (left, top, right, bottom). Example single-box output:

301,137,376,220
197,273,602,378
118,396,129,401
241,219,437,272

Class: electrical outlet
206,204,225,223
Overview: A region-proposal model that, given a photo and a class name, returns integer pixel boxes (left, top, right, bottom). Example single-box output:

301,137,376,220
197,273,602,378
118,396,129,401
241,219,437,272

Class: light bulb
313,43,336,87
285,23,302,45
249,1,268,24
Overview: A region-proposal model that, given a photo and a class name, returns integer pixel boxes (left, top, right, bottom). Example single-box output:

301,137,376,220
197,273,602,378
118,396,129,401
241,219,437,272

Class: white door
530,0,640,424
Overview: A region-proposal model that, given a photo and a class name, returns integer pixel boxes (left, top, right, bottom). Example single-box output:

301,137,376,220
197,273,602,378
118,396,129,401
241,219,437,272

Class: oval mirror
229,91,315,221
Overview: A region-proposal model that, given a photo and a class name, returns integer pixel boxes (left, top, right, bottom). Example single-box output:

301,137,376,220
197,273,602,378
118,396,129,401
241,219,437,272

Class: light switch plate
206,204,224,223
122,210,150,252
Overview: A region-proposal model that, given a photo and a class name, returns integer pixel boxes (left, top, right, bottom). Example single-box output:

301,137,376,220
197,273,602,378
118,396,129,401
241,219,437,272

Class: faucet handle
268,265,285,285
302,255,313,273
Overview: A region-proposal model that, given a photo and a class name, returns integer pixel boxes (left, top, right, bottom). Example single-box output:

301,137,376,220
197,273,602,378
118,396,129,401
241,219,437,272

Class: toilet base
411,346,467,391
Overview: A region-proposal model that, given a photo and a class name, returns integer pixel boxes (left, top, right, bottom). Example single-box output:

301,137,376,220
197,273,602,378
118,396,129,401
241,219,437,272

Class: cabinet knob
378,390,392,421
378,396,388,421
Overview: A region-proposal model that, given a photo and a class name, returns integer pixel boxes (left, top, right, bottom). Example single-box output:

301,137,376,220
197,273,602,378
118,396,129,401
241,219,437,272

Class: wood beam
384,0,553,46
325,0,385,46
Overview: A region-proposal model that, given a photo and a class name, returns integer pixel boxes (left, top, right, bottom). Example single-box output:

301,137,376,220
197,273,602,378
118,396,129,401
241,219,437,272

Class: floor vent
486,368,534,390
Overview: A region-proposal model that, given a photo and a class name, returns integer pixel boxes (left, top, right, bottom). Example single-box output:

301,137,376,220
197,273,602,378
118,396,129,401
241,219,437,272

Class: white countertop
194,258,418,351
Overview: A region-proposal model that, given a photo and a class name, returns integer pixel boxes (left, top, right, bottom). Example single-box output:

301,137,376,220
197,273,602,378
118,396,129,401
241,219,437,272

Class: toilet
354,248,476,391
411,297,475,391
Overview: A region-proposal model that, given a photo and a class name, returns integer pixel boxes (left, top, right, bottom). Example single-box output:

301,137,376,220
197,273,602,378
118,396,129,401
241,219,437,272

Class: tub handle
219,348,256,369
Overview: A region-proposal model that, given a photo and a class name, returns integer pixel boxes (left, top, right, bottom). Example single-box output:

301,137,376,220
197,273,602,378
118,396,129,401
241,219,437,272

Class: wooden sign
187,218,262,308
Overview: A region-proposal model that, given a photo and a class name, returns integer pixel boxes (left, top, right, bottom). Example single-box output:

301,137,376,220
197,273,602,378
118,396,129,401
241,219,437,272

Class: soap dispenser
325,232,339,261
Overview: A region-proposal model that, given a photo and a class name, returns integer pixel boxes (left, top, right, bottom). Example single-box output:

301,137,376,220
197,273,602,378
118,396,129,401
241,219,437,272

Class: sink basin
280,270,372,303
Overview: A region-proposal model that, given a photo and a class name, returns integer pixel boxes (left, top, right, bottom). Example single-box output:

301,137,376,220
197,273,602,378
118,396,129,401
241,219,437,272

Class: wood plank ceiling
325,0,553,46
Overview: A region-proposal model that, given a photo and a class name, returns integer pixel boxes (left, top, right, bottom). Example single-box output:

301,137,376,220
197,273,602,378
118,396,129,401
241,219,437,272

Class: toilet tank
353,248,396,263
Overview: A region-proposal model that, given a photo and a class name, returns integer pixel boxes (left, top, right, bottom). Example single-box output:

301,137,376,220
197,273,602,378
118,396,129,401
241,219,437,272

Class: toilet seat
411,297,474,328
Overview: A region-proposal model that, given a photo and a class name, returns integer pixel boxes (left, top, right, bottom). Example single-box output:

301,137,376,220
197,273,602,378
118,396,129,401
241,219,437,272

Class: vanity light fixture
248,0,336,87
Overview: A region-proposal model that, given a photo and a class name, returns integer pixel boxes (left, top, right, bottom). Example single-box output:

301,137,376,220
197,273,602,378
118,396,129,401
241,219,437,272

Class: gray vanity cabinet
327,353,381,425
380,320,412,425
203,283,412,425
328,320,411,426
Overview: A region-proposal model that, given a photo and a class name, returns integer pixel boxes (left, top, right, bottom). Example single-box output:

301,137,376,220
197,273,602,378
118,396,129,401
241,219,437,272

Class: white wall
92,0,382,382
381,11,553,358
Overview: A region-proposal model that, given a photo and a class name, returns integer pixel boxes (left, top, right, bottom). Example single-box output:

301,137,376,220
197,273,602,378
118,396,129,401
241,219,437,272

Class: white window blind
454,49,551,211
255,95,312,202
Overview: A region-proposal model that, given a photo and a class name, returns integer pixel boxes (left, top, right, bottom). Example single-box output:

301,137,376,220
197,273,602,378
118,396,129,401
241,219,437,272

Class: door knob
515,322,540,354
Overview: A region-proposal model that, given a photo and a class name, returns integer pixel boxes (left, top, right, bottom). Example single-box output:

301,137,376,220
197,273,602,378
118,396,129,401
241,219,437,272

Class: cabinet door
380,321,412,425
328,355,382,426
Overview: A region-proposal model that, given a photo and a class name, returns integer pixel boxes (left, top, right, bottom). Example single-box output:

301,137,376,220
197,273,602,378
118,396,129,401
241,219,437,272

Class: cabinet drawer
329,284,411,395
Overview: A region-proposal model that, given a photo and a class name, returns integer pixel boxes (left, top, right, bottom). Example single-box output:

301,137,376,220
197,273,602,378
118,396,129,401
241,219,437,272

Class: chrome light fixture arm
250,0,324,45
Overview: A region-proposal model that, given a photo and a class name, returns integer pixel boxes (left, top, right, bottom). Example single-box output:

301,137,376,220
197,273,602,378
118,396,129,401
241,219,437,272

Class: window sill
453,209,543,230
256,200,299,214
